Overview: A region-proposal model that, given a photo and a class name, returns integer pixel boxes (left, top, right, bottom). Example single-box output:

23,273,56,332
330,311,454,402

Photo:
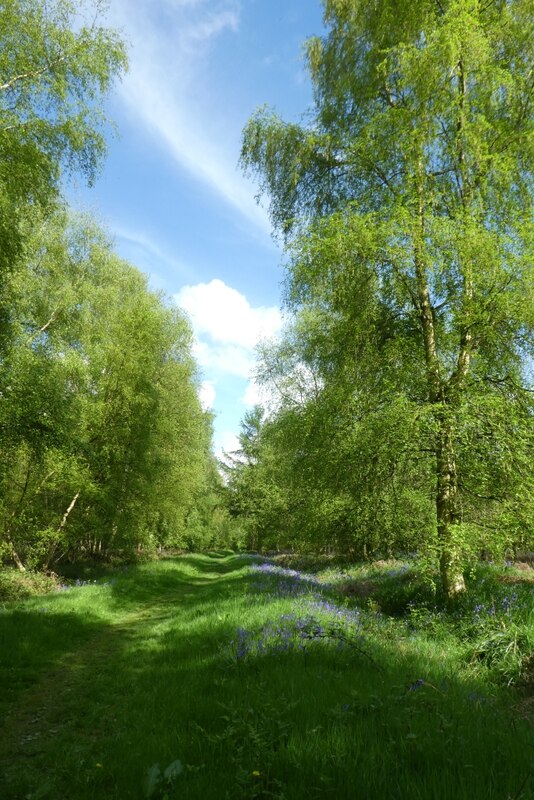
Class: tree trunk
43,491,80,571
5,533,26,571
412,164,467,601
436,413,466,600
10,543,26,572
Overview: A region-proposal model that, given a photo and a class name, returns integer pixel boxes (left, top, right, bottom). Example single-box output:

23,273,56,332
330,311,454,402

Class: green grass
0,553,532,799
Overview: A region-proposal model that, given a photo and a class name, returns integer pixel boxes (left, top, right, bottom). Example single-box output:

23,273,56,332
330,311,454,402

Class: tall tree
223,407,290,552
0,211,211,569
0,0,127,337
242,0,534,597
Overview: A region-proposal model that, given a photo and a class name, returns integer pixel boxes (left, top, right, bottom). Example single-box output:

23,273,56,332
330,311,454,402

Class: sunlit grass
0,553,532,799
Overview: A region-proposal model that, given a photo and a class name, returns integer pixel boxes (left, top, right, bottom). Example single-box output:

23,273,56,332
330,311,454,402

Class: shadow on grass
0,608,107,719
0,556,254,719
177,553,252,575
104,554,256,614
1,553,532,800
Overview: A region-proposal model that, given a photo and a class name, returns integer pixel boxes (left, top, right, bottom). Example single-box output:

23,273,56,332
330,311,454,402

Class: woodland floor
0,553,532,799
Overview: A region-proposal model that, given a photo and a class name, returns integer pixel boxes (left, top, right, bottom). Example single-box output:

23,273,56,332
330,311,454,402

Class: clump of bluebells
309,598,361,627
230,604,366,663
56,578,116,592
461,577,532,628
384,565,411,580
472,593,519,621
397,573,533,684
230,562,374,664
240,557,533,686
250,562,333,599
455,582,533,685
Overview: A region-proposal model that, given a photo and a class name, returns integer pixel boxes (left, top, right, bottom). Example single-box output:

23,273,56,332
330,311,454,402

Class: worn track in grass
0,554,532,800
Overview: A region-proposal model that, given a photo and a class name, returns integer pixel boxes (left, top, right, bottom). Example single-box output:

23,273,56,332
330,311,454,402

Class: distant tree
242,0,534,597
222,407,289,551
253,321,437,559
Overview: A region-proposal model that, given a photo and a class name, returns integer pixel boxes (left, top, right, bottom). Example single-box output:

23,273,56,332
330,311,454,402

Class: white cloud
199,379,216,410
175,279,282,406
220,430,240,454
215,430,242,465
178,279,281,349
193,340,254,379
241,380,264,407
108,0,271,232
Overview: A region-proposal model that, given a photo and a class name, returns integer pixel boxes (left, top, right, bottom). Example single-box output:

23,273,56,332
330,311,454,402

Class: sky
69,0,326,458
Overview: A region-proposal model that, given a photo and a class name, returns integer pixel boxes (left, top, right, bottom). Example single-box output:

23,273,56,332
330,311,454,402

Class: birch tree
0,0,127,333
242,0,534,598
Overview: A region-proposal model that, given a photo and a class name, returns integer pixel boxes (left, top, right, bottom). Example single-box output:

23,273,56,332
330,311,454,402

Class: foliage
0,566,59,601
239,0,534,594
222,407,290,552
183,454,248,552
0,0,127,288
0,210,212,568
0,1,238,570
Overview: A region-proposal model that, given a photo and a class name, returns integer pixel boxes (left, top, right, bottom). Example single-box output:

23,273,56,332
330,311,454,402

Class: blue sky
69,0,325,458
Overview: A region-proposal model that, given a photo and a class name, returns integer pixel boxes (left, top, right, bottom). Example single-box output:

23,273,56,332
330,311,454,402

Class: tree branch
26,307,61,343
0,54,68,92
58,491,81,533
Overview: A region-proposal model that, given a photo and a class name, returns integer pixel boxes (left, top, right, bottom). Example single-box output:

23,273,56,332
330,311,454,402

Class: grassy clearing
0,553,532,799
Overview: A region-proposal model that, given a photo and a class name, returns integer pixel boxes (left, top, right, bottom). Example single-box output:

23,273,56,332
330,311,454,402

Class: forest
0,1,533,798
0,0,531,595
236,0,534,599
0,0,232,575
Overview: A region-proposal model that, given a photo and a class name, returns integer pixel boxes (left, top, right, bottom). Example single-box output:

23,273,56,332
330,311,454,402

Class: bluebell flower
236,627,248,660
408,679,425,692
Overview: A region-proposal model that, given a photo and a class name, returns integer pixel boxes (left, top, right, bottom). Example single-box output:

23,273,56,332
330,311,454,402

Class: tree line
0,0,230,571
2,0,532,595
226,0,534,599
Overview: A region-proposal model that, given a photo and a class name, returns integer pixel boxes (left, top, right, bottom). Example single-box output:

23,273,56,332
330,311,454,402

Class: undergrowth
0,568,60,601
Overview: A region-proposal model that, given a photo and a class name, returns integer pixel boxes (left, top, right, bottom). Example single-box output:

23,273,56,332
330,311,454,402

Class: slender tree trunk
436,411,466,599
413,164,466,600
7,536,26,572
43,491,80,571
433,55,472,600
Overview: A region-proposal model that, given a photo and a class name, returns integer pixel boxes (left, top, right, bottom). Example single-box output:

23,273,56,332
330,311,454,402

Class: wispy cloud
108,0,270,232
112,224,199,286
187,8,239,43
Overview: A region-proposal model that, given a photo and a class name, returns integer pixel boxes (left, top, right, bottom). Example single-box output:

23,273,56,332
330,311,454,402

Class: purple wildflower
236,627,248,660
408,679,425,692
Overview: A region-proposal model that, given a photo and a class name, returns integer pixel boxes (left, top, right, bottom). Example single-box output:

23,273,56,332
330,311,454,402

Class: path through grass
0,554,532,799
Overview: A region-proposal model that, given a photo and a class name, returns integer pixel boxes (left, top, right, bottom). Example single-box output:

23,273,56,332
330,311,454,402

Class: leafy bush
0,568,59,601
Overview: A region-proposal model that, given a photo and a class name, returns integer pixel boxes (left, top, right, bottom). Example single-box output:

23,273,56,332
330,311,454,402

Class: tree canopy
238,0,534,597
0,0,127,316
0,210,218,569
0,1,231,570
